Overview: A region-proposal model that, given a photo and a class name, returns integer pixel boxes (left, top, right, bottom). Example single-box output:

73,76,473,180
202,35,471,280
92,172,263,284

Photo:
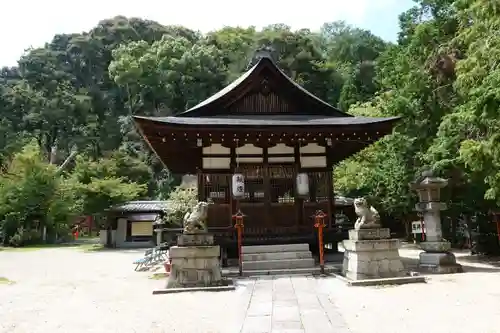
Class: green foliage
0,142,145,246
2,6,500,248
163,186,198,227
67,154,147,215
0,142,66,245
333,0,500,248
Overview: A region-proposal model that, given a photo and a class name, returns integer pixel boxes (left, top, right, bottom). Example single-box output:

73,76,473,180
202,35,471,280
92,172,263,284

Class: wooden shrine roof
177,55,350,118
132,50,401,172
134,114,399,128
133,52,400,129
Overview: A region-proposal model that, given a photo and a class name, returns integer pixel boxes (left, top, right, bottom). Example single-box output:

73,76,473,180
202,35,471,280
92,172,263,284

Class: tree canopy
1,1,499,246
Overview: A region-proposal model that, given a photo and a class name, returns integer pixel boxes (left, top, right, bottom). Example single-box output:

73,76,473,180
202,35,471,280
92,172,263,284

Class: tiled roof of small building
108,201,168,213
334,196,354,206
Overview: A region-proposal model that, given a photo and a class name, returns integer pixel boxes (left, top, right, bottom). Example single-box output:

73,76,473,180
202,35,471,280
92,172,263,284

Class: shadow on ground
401,256,500,273
458,255,500,268
83,247,148,254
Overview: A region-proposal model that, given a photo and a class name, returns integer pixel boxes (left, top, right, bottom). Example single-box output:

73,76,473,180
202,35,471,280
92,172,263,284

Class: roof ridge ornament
260,78,271,95
247,45,277,69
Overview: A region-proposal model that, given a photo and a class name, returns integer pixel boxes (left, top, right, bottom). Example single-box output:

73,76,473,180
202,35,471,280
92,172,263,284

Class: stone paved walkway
239,276,349,333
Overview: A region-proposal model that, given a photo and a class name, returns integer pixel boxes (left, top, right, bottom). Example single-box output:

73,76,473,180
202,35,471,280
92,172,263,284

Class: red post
87,215,93,237
313,210,327,275
490,212,500,244
496,221,500,243
232,210,245,276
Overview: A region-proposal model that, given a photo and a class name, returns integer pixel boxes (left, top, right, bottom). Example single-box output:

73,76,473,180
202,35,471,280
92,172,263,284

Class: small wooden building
102,201,167,248
133,50,398,250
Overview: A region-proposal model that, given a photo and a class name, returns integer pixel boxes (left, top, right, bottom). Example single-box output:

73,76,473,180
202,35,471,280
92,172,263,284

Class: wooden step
241,243,309,254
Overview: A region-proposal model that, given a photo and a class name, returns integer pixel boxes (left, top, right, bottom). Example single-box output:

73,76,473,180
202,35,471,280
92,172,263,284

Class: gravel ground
0,248,248,333
328,248,500,333
1,247,500,333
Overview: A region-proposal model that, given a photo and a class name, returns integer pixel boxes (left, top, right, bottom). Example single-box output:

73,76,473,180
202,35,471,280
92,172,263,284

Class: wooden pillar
293,145,302,230
326,149,334,228
229,146,236,227
197,168,204,202
326,171,334,228
263,146,270,227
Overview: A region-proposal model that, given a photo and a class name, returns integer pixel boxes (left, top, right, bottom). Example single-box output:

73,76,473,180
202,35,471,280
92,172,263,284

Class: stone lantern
410,170,463,273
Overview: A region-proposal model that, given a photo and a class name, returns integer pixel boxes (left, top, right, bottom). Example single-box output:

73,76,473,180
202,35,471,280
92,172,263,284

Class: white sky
0,0,414,67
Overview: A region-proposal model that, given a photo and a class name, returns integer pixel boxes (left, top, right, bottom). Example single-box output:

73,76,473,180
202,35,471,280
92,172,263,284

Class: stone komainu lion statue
353,197,381,230
183,201,209,234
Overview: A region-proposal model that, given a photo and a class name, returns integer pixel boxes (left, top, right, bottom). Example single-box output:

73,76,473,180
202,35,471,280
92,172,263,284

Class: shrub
163,186,197,226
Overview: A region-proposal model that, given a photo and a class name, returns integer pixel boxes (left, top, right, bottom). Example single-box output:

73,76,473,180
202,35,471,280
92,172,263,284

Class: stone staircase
241,243,318,276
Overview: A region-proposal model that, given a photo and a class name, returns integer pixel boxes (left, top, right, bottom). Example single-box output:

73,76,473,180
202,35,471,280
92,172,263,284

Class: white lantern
296,173,310,197
232,173,245,198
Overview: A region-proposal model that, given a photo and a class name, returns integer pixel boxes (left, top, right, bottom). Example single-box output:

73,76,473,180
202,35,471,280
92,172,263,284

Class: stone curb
332,272,427,286
152,285,236,294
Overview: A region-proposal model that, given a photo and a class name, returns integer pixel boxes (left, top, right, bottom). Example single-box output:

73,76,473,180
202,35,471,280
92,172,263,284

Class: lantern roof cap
410,170,448,190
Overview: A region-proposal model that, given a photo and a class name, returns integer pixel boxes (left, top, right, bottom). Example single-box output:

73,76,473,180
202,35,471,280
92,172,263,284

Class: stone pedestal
411,171,463,274
418,241,463,273
166,233,223,289
342,228,405,280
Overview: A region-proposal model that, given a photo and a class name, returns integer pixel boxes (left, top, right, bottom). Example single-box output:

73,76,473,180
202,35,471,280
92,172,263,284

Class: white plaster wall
300,156,327,168
236,157,263,163
268,144,295,163
268,156,295,163
202,143,230,155
201,143,330,167
202,157,231,169
99,230,106,245
300,143,325,154
116,218,128,246
236,144,262,155
268,143,294,155
99,230,116,246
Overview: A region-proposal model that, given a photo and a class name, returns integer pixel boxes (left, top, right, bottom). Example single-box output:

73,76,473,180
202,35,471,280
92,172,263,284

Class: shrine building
133,50,399,250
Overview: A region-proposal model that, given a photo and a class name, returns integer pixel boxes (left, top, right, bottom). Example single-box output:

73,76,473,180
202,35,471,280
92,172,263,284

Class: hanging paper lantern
296,173,310,197
232,173,245,199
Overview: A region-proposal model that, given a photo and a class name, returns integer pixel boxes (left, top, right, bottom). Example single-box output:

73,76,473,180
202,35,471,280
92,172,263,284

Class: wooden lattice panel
202,174,230,204
313,172,330,203
238,165,265,203
269,165,295,203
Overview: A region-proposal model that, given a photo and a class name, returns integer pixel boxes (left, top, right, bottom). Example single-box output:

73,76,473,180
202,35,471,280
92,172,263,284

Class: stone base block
167,266,223,288
177,233,214,246
342,239,405,280
348,228,391,240
169,245,220,258
418,252,463,274
343,238,400,252
420,241,451,253
167,243,223,288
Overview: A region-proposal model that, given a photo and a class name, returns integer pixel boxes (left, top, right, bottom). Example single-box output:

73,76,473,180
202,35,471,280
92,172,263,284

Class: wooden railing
158,223,347,246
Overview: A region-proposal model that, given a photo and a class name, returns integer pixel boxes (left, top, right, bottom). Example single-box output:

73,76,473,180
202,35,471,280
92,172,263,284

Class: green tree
68,154,147,216
0,142,72,245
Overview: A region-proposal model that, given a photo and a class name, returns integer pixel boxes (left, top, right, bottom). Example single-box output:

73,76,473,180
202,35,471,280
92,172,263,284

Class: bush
21,229,42,245
6,227,43,247
0,142,147,247
8,232,22,247
163,186,198,226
